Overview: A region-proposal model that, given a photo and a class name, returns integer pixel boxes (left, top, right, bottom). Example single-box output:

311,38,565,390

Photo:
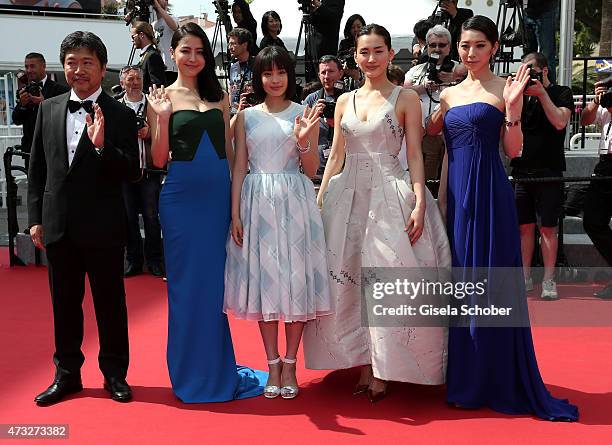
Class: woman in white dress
225,46,333,400
303,24,451,402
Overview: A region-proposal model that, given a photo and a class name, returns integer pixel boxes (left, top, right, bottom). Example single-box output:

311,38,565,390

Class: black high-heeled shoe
353,384,369,396
367,387,387,403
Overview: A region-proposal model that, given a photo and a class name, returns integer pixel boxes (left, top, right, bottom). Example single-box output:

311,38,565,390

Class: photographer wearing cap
511,52,573,300
130,21,167,91
12,53,68,159
302,55,344,178
228,28,255,115
118,66,164,278
404,25,460,190
580,78,612,299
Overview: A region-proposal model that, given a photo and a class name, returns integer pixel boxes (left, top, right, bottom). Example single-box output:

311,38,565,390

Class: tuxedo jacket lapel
52,94,70,173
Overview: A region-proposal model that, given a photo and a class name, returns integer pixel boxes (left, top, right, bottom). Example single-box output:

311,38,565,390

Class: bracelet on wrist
297,139,311,153
504,117,521,127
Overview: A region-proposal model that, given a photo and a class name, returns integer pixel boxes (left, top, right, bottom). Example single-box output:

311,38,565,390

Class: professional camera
506,64,544,90
16,70,42,100
244,92,258,105
431,1,451,26
338,50,357,70
124,0,152,25
601,90,612,109
527,64,543,86
426,53,455,84
597,76,612,109
323,100,336,119
297,0,312,14
213,0,233,34
319,81,345,119
136,114,146,130
134,103,147,130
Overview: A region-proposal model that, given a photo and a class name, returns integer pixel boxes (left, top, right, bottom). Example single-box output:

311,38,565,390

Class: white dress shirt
66,87,102,166
140,44,152,58
596,106,612,154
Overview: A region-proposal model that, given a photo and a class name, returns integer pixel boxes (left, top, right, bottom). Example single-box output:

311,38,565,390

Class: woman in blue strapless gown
429,16,577,421
148,23,266,403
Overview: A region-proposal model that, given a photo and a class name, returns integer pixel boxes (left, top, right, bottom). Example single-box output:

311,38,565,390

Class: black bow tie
68,99,94,114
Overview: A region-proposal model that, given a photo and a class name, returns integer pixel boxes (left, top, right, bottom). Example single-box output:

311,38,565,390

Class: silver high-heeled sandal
280,357,299,399
264,356,282,399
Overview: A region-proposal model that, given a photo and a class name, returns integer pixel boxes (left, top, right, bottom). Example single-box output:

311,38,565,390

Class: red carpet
1,248,611,444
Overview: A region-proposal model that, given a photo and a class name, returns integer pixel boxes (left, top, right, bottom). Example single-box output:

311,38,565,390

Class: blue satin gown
159,109,267,402
443,102,578,421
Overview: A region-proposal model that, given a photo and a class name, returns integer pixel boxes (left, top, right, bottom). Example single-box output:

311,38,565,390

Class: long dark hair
171,23,223,103
343,14,366,40
252,46,296,102
356,23,392,50
461,15,499,45
232,0,258,40
261,11,282,37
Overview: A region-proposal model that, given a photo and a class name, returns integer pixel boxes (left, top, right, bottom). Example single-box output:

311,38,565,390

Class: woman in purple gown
428,16,578,421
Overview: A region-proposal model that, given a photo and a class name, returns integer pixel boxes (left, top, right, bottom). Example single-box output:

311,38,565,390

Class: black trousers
583,158,612,266
45,238,129,381
122,172,163,268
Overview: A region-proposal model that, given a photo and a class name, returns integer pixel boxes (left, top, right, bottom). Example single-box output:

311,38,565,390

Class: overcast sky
170,1,494,38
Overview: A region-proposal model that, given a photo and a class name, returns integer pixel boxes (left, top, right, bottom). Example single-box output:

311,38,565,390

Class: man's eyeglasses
428,43,448,49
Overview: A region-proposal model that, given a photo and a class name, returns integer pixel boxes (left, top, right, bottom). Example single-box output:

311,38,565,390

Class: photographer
580,79,612,299
118,66,164,278
130,21,167,91
152,0,179,73
411,19,434,66
11,53,68,158
302,55,344,178
431,0,473,62
309,0,345,62
228,28,255,115
404,25,459,190
511,52,573,300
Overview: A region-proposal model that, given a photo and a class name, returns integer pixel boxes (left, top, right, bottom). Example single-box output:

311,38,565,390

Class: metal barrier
2,146,30,266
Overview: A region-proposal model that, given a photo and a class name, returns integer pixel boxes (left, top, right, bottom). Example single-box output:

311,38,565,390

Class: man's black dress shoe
595,284,612,299
34,378,83,406
104,377,132,402
124,264,143,277
148,264,164,278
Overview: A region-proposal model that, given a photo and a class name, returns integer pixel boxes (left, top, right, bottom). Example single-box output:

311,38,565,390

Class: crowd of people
13,0,612,425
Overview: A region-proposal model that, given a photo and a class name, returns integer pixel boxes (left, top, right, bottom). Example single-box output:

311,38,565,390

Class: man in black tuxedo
28,31,141,406
130,21,167,91
12,53,69,159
